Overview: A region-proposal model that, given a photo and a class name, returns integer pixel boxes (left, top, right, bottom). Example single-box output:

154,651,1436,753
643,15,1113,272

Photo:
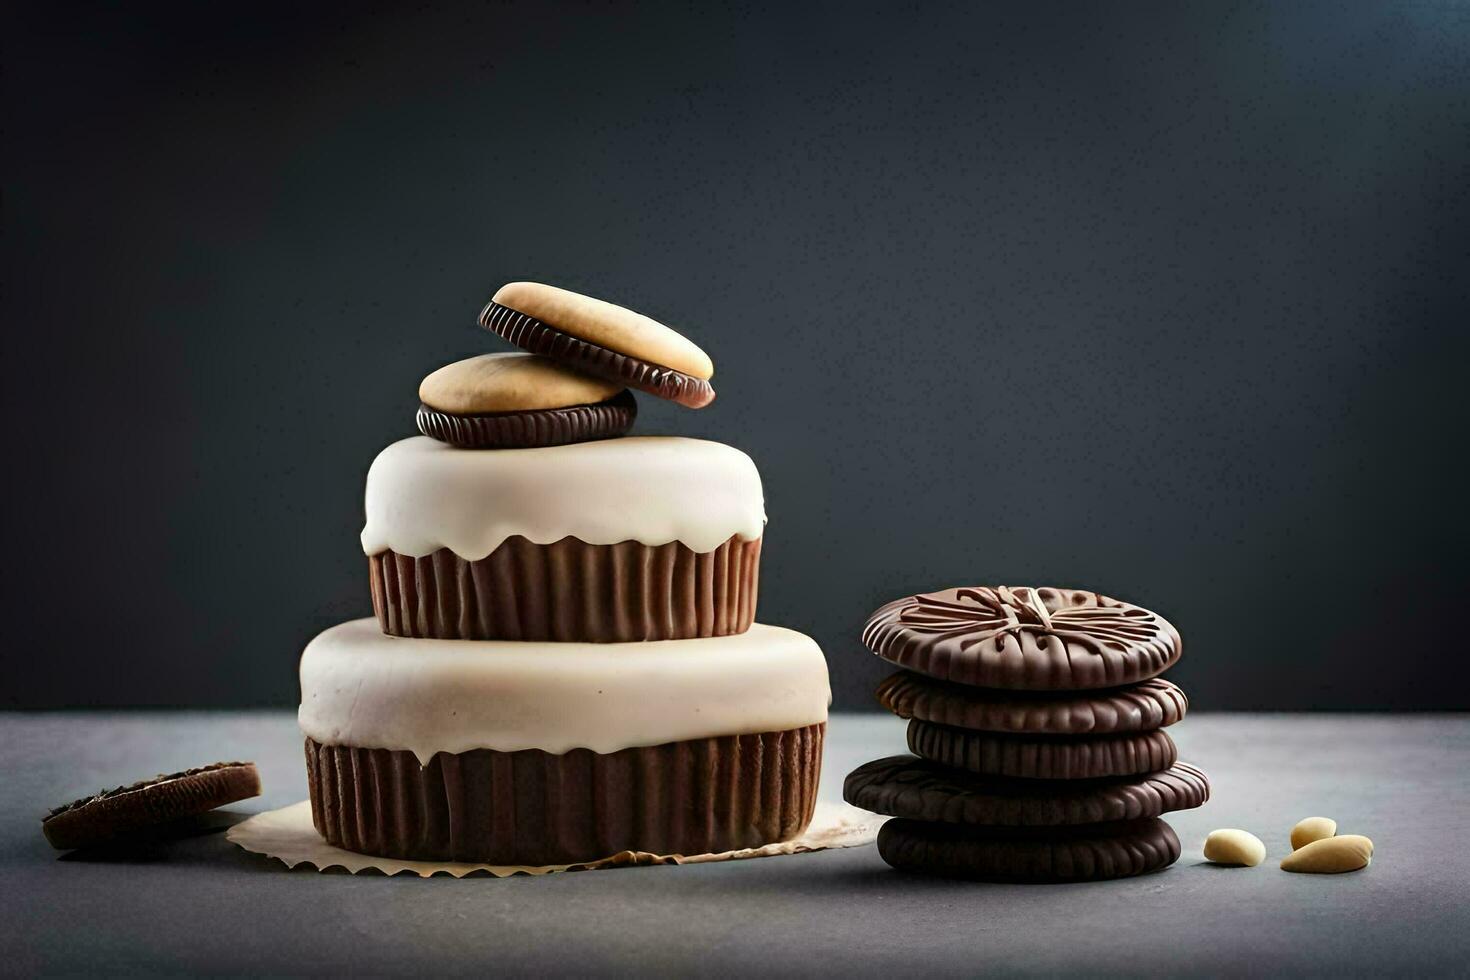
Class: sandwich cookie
843,755,1209,827
876,672,1188,735
42,762,261,850
864,586,1181,690
480,282,716,408
878,817,1181,883
417,352,636,449
906,721,1178,780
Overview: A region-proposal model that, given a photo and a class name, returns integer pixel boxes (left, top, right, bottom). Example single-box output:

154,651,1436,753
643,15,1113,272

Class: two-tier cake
297,283,831,865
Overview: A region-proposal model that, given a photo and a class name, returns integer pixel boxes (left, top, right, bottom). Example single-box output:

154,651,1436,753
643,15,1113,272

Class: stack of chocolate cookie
844,586,1210,882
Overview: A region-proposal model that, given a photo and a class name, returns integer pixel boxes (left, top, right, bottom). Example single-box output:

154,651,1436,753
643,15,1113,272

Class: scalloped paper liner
227,800,883,877
370,534,760,642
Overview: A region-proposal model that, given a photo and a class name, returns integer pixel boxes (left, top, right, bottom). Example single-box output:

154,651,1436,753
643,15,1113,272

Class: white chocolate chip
1280,834,1373,874
1203,828,1266,867
1290,816,1337,851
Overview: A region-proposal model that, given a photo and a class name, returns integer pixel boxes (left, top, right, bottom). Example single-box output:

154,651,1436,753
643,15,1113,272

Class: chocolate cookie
417,391,637,449
417,353,636,448
480,282,716,409
907,720,1178,780
42,762,261,850
843,755,1209,826
877,817,1181,882
863,586,1181,690
876,672,1188,735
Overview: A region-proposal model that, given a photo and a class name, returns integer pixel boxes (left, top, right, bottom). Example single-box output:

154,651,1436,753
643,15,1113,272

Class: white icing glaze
360,436,765,559
297,619,831,762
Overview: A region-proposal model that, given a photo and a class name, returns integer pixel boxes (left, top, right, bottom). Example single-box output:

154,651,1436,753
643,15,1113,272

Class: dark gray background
4,1,1466,710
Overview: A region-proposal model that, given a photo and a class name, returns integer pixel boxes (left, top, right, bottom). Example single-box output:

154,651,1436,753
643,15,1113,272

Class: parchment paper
227,800,883,877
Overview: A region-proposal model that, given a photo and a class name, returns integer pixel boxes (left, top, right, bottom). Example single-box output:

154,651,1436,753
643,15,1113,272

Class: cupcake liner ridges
369,534,761,642
305,724,824,865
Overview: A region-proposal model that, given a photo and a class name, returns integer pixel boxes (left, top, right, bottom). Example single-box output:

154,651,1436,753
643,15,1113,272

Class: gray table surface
4,712,1466,977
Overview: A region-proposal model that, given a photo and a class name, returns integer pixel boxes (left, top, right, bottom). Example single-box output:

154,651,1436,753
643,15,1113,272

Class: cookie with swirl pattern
863,586,1181,691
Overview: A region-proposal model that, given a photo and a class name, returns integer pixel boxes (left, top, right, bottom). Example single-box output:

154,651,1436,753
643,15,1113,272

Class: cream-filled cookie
419,352,623,414
416,353,635,449
480,282,716,408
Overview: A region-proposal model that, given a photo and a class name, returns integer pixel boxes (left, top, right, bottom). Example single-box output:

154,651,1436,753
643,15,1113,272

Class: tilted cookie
42,762,261,850
480,282,715,408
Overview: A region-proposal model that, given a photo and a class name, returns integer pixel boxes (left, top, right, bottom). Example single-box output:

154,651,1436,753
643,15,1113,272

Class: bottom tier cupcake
298,619,831,864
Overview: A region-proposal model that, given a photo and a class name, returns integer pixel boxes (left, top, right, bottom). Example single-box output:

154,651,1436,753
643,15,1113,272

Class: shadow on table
606,845,1206,898
55,808,273,872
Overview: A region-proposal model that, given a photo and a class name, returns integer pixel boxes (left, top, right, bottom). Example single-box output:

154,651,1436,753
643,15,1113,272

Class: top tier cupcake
365,284,765,642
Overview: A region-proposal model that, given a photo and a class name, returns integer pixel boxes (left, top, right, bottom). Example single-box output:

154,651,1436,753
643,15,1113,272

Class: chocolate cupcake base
370,533,761,642
305,723,824,865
